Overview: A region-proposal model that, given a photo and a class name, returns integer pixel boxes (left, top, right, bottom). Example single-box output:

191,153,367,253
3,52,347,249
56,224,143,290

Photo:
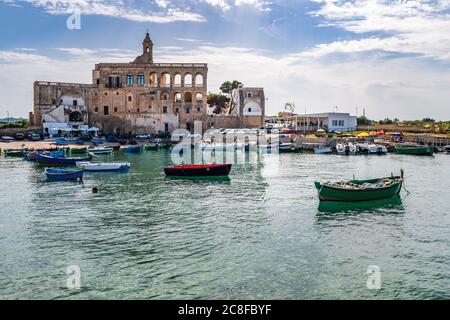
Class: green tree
207,93,230,114
357,116,371,125
219,80,243,114
422,118,435,123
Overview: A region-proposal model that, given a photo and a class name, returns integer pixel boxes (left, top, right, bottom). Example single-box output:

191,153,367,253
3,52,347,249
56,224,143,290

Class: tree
357,116,371,125
219,80,243,114
422,118,435,123
207,93,230,114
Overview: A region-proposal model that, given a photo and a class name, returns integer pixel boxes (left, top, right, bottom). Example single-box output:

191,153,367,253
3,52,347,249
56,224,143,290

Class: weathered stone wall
33,81,94,125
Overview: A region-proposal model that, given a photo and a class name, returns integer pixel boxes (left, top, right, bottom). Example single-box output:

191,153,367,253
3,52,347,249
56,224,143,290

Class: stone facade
33,81,93,133
33,33,208,135
32,33,265,135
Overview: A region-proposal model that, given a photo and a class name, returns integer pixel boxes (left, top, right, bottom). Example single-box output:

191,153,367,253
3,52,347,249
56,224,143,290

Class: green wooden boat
144,143,159,151
3,149,26,157
69,147,88,154
315,170,404,202
395,144,433,156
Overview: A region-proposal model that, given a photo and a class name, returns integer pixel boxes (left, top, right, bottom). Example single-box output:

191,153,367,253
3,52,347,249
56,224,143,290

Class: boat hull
76,162,130,172
45,169,84,181
395,145,433,155
164,164,232,177
37,154,91,165
315,179,403,202
123,146,142,153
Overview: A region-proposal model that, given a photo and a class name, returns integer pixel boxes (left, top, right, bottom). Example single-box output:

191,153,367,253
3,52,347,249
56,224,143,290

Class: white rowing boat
76,161,130,172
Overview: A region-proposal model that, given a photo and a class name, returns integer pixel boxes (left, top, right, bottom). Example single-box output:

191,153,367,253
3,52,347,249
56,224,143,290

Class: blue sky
1,0,450,120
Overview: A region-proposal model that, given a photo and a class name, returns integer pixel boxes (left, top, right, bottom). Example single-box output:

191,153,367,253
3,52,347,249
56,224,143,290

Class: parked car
29,133,41,141
15,133,25,140
1,136,14,142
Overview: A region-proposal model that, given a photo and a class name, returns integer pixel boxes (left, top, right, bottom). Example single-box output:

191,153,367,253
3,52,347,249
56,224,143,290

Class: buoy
92,187,98,193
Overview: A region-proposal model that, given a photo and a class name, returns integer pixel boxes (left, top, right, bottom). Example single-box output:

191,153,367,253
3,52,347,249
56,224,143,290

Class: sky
0,0,450,120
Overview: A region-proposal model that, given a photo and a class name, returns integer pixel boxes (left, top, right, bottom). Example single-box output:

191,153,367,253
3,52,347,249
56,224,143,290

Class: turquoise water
0,151,449,299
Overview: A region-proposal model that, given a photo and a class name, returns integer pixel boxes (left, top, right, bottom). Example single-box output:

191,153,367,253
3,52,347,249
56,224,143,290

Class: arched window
174,92,182,103
127,73,133,86
149,72,157,87
184,74,192,87
195,74,204,86
184,92,192,103
174,74,182,87
161,73,171,87
138,73,145,86
195,93,203,102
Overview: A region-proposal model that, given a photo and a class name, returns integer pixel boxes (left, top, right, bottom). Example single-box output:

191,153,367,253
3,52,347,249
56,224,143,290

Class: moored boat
395,144,433,156
69,146,88,154
87,147,113,155
45,168,84,181
122,145,142,153
314,146,332,154
164,164,232,177
278,143,303,153
444,145,450,153
315,170,404,202
3,149,26,157
336,143,358,155
76,161,130,172
144,143,159,151
36,154,92,165
54,137,70,145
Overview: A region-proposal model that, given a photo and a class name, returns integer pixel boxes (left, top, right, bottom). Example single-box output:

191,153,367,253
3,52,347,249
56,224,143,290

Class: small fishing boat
45,168,84,181
54,137,70,145
144,143,159,151
36,154,91,165
315,170,404,202
122,145,142,153
357,143,387,155
91,139,105,145
278,143,303,153
444,145,450,153
69,146,88,154
395,144,433,156
3,149,26,157
314,146,332,154
76,161,130,172
336,143,358,155
164,164,232,177
87,147,113,155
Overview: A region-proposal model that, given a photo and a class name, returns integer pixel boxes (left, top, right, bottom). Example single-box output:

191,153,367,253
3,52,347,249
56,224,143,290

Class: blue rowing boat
45,168,84,181
36,154,91,165
122,145,142,153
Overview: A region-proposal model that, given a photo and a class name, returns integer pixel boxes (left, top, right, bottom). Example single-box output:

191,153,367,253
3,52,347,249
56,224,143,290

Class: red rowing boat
164,164,232,177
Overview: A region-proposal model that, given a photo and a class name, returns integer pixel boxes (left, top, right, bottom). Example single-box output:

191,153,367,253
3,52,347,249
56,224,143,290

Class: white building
266,112,357,132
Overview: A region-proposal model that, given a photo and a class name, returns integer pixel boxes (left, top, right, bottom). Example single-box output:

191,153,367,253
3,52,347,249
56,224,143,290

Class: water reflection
317,195,404,215
164,176,231,183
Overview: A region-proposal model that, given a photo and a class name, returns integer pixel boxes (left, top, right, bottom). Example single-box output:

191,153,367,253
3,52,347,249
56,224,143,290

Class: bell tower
133,32,154,64
143,32,153,58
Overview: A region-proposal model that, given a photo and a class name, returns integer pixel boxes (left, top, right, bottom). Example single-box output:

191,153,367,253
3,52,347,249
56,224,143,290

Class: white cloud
308,0,450,60
200,0,271,11
3,0,206,23
1,45,449,120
